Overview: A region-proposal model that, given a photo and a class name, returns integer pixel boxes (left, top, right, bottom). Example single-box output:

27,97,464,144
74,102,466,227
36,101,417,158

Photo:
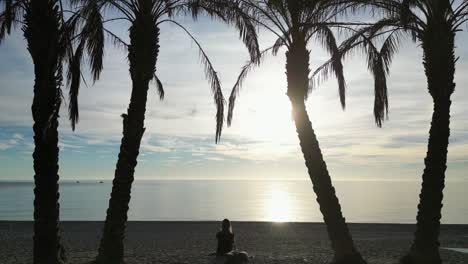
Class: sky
0,12,467,182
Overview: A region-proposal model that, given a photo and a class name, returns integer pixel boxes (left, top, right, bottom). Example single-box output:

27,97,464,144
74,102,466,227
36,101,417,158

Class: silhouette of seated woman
216,219,235,256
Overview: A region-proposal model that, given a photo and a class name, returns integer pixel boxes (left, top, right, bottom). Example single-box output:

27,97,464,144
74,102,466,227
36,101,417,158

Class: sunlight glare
265,187,293,222
237,93,296,142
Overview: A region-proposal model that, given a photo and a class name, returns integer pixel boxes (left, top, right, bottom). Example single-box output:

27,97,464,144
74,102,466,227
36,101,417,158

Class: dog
224,251,249,264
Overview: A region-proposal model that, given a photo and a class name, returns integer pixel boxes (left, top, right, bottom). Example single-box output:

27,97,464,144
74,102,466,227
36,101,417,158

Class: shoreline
1,222,467,264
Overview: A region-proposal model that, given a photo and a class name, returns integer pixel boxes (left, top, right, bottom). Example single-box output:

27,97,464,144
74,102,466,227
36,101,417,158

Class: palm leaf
272,33,288,55
80,0,105,81
363,33,393,127
188,0,261,64
160,19,225,143
228,46,273,126
313,25,346,108
153,74,165,100
0,0,24,44
67,39,85,131
65,0,106,129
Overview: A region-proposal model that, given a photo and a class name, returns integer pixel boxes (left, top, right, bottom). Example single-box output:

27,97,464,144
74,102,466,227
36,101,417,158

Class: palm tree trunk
286,38,365,264
32,108,63,264
96,17,159,264
95,84,148,264
25,1,65,263
402,99,451,264
401,22,455,264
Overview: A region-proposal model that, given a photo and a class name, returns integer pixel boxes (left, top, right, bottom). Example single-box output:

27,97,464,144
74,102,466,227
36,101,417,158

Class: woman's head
221,218,232,233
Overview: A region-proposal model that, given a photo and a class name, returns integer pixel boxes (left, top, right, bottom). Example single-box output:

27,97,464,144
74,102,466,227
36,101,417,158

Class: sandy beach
1,222,467,264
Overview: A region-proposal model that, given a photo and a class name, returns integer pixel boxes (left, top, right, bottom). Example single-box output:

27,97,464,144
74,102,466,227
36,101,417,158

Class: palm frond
313,25,346,108
0,0,24,44
228,46,273,126
64,0,106,130
1,0,14,38
400,0,412,26
370,31,400,127
80,0,105,81
67,39,85,131
361,33,392,127
160,19,225,143
104,28,129,48
312,21,401,127
380,30,400,74
367,46,388,127
188,0,261,64
153,74,165,100
272,33,288,55
61,12,81,62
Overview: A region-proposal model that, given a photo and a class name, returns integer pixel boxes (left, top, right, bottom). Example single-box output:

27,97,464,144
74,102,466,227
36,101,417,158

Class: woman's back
216,230,234,256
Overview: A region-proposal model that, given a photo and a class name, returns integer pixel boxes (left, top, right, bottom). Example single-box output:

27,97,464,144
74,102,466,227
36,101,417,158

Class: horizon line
0,178,467,183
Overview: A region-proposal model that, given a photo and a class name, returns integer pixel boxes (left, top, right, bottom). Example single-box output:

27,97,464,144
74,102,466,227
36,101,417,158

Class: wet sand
1,221,467,264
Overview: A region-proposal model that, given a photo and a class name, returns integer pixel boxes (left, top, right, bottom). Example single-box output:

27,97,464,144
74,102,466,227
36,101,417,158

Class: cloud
0,142,13,151
190,138,300,162
58,141,84,151
206,157,225,161
0,133,26,151
1,16,468,181
142,144,171,153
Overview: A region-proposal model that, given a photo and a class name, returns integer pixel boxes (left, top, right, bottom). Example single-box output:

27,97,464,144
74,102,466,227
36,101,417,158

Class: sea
0,180,466,224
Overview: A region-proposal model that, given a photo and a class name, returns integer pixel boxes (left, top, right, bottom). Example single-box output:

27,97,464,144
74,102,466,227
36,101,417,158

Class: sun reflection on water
265,186,294,222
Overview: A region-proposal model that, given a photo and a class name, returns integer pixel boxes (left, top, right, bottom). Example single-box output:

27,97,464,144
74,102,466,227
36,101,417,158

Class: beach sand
1,222,467,264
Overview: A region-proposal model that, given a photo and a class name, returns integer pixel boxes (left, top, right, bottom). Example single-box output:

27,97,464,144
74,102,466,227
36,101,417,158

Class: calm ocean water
0,180,466,223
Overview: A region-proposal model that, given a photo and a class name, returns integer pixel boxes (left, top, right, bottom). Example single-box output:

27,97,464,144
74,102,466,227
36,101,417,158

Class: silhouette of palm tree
226,1,372,263
332,1,468,263
0,1,77,262
69,1,259,263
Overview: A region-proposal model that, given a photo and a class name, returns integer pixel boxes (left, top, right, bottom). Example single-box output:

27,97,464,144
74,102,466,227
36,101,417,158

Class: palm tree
225,1,383,263
339,1,468,263
0,1,73,263
69,1,259,263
